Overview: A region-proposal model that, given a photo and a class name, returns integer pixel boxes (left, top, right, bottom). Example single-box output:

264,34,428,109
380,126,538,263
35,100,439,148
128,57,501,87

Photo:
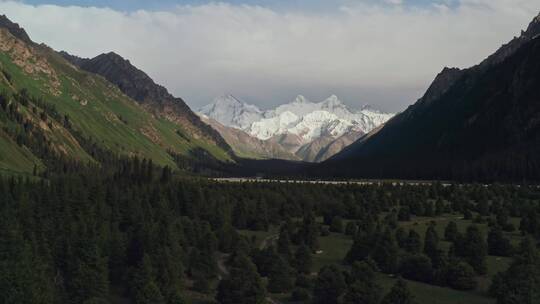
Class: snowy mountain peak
293,95,310,104
198,94,263,130
320,95,347,111
323,94,340,104
199,94,394,144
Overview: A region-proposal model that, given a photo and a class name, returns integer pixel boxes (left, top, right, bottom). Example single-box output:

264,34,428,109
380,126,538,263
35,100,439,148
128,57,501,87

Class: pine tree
381,279,417,304
445,261,477,290
132,255,166,304
313,265,346,304
330,216,344,233
216,254,266,304
277,225,293,261
267,256,294,293
300,211,320,252
345,232,373,264
489,237,540,304
294,244,313,274
444,221,458,242
423,223,439,262
343,261,382,304
462,225,488,274
372,228,399,273
405,230,422,254
399,254,433,283
488,225,513,257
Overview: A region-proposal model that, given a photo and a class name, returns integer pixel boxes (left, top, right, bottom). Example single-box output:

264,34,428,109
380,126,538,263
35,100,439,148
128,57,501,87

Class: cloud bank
0,0,538,111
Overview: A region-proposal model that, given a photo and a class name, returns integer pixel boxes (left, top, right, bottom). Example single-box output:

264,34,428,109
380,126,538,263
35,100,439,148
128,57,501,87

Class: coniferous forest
2,152,540,304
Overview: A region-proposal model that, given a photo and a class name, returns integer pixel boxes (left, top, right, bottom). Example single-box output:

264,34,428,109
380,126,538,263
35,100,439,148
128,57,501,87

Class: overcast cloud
0,0,538,112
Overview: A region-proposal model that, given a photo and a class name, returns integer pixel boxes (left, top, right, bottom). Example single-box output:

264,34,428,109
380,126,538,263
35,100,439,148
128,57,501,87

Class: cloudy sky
0,0,538,112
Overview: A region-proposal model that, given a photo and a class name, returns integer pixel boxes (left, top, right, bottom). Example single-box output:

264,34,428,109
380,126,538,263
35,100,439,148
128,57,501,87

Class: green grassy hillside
0,27,231,174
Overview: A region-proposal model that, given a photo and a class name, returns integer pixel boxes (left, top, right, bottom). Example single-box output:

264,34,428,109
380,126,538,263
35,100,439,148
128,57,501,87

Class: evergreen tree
277,225,293,261
381,278,416,304
399,254,433,283
490,237,540,304
294,244,313,274
330,216,344,233
345,232,373,264
488,226,513,257
345,222,358,236
444,221,458,242
252,246,280,277
404,230,422,254
216,254,266,304
372,228,399,273
395,227,408,248
423,223,439,262
343,261,382,304
313,265,347,304
445,261,477,290
132,255,166,304
462,225,488,275
267,256,294,293
398,206,411,221
300,211,320,252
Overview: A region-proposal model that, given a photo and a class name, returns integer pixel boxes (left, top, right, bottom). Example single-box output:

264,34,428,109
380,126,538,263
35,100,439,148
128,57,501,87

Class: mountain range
1,10,540,182
325,11,540,182
198,94,393,162
0,14,233,175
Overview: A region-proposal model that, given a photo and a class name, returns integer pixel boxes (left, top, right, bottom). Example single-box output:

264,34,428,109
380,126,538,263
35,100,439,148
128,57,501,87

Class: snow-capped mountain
198,95,263,130
198,94,394,162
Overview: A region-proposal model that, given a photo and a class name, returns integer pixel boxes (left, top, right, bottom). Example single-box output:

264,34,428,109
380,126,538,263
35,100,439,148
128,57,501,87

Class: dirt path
216,253,229,280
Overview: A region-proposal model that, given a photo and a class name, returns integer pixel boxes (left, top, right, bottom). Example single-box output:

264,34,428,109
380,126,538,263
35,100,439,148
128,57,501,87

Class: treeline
1,155,540,304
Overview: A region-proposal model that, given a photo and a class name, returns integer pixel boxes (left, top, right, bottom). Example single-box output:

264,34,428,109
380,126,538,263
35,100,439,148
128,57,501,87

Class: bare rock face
200,116,299,160
313,131,365,162
0,15,32,44
60,51,233,154
418,67,464,106
525,12,540,38
478,11,540,69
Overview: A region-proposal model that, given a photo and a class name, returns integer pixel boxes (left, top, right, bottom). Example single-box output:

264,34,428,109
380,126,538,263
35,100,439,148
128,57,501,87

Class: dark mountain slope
60,51,232,155
327,13,540,181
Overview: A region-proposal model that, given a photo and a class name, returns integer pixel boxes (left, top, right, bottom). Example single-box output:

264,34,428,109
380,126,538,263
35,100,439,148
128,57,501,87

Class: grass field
378,274,495,304
0,132,41,174
313,232,353,272
185,213,516,304
309,213,515,304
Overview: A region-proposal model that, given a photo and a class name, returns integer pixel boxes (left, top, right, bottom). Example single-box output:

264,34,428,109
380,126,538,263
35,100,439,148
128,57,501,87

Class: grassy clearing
0,133,40,174
313,232,353,272
378,274,495,304
309,214,513,304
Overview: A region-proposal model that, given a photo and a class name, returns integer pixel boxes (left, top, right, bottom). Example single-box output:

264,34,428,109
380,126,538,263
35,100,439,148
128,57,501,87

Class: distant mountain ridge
326,11,540,181
199,94,393,162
